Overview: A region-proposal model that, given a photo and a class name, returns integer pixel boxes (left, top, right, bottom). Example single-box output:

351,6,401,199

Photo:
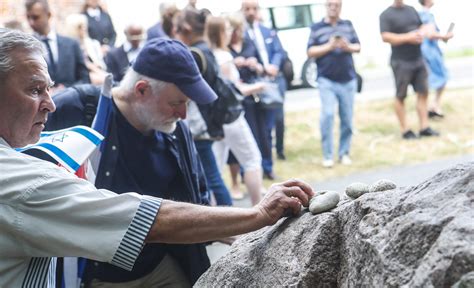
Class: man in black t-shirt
380,0,439,140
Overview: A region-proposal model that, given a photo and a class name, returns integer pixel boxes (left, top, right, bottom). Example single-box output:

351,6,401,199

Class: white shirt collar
123,41,144,53
36,30,59,63
87,7,101,18
123,41,144,63
35,30,57,41
252,22,260,30
46,30,57,42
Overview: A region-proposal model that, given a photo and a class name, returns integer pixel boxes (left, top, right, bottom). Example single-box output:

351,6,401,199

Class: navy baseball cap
132,38,217,104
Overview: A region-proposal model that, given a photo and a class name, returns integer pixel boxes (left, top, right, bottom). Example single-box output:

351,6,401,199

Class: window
260,4,325,31
260,8,273,28
272,5,312,30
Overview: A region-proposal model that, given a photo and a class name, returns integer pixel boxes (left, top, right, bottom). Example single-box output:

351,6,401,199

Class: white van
258,0,326,88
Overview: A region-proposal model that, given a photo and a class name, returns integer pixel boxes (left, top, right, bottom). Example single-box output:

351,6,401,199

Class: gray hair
119,68,168,96
0,28,45,85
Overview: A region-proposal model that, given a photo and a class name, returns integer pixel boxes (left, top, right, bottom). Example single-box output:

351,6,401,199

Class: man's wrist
251,205,272,227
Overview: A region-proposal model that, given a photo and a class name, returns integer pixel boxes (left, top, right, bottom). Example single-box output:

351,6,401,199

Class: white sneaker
322,159,334,168
340,155,352,165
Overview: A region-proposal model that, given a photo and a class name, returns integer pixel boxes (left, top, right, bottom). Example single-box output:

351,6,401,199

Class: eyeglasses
326,2,341,8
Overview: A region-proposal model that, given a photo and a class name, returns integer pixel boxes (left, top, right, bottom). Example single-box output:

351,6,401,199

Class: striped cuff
110,196,162,271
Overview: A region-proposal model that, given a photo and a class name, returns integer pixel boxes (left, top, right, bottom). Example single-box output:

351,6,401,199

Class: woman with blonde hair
64,13,107,85
206,15,266,205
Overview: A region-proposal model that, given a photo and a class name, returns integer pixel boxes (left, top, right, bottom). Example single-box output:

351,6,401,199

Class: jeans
194,140,232,206
317,77,357,160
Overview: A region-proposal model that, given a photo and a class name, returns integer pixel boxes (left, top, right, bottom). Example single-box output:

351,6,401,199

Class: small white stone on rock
309,190,340,214
369,179,397,193
345,182,370,199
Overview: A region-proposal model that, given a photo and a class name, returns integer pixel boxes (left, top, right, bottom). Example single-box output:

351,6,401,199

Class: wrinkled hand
101,44,111,56
265,64,279,77
245,57,258,67
254,81,266,91
407,30,423,44
328,36,340,50
336,38,351,52
255,179,314,226
443,31,454,42
234,56,246,67
241,57,263,74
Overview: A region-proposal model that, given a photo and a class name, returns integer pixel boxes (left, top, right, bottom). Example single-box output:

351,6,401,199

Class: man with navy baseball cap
132,38,217,105
77,38,219,286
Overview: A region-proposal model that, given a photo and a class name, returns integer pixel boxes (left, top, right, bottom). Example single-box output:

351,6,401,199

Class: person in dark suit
105,24,145,83
146,2,178,41
82,0,116,51
25,0,90,92
242,0,288,179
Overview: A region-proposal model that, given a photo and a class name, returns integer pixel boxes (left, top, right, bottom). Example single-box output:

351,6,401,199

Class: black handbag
254,78,283,109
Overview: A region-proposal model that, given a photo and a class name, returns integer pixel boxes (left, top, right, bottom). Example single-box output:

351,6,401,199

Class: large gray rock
196,163,474,287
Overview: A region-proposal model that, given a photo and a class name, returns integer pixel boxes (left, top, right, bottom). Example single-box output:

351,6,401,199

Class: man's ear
181,22,193,34
135,81,148,98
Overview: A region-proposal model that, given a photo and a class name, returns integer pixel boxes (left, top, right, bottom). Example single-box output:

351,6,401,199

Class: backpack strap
72,84,101,127
83,95,97,127
190,47,208,75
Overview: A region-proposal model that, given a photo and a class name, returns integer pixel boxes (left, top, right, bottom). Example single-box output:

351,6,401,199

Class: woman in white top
64,13,108,85
206,15,266,205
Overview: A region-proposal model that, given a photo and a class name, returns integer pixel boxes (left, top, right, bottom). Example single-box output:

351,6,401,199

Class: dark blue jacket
243,24,287,95
48,35,90,87
83,9,117,46
244,24,285,69
104,45,130,83
45,85,211,284
146,22,167,41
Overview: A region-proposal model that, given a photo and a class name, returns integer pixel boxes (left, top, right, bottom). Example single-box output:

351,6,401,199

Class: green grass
445,47,474,59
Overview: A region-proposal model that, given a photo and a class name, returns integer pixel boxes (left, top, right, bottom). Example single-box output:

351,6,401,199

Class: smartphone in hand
447,22,455,34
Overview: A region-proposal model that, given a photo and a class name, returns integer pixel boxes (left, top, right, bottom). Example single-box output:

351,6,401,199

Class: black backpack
190,47,243,128
45,84,101,131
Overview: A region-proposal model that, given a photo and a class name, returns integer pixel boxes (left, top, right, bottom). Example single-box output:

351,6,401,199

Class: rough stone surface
452,272,474,288
345,182,370,199
309,190,340,214
369,178,397,193
196,163,474,288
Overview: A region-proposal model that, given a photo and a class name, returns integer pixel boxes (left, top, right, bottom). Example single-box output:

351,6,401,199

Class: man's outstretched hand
255,179,315,226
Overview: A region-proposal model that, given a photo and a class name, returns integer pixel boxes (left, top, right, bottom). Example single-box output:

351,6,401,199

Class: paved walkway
206,154,473,263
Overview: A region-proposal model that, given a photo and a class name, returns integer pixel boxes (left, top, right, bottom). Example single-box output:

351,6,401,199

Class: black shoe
277,153,286,160
428,110,444,119
263,171,276,180
402,130,418,140
419,127,440,137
